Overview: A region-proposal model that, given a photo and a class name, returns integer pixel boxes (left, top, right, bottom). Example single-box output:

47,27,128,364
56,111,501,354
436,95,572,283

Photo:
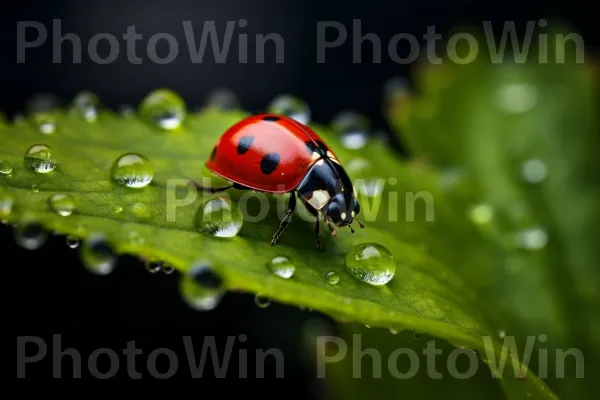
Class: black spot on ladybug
262,115,280,122
260,152,280,175
210,147,217,159
237,136,254,154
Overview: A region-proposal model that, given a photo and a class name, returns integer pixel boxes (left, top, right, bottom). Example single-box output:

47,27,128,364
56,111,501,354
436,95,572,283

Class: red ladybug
194,113,364,249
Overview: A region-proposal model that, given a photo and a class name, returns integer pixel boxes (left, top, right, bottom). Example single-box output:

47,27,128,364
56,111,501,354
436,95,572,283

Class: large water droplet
194,197,243,238
521,159,547,183
205,88,240,111
266,95,311,125
81,234,116,275
0,160,13,175
326,271,340,285
495,83,538,114
0,188,14,216
24,144,58,173
345,243,396,286
267,256,295,279
180,263,224,311
110,153,153,188
71,91,100,121
139,89,186,130
331,111,370,149
13,222,48,250
48,193,76,216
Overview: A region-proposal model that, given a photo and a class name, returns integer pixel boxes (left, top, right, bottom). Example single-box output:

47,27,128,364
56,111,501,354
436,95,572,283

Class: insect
193,113,364,249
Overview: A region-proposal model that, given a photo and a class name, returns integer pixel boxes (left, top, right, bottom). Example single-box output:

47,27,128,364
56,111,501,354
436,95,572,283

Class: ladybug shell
206,114,340,193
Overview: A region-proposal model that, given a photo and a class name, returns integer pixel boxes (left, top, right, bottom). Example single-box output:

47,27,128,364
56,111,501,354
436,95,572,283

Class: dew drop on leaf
139,89,186,130
0,188,14,217
145,260,162,273
194,197,243,238
325,271,340,285
80,234,116,275
0,160,13,175
66,236,80,249
110,153,154,188
205,87,240,111
31,184,39,193
113,205,123,214
254,294,271,308
130,202,152,220
498,330,506,338
389,328,398,334
162,265,175,274
48,193,76,216
330,111,370,150
71,91,100,122
413,331,421,339
13,222,48,250
179,262,224,311
24,144,58,173
344,242,396,286
267,256,295,279
266,94,311,125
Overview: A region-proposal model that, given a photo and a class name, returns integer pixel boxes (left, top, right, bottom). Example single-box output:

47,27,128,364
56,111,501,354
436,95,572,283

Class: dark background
2,0,596,397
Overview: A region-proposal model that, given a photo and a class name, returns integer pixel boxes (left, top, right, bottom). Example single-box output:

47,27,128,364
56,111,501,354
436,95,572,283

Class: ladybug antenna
348,225,355,234
354,218,365,229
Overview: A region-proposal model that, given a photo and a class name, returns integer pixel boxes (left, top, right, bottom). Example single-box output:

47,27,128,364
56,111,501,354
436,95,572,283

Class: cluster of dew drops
0,83,414,313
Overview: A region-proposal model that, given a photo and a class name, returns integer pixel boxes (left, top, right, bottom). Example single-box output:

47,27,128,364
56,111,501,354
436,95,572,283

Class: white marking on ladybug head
307,190,330,209
341,212,347,220
311,152,321,160
351,211,355,217
315,159,325,166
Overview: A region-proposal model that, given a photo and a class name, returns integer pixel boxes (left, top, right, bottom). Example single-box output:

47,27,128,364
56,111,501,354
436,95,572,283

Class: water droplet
24,144,58,173
389,328,398,334
130,202,152,220
413,331,421,339
266,95,311,125
515,227,548,250
13,222,48,250
356,178,384,197
145,260,162,273
139,89,186,130
180,263,224,311
110,153,153,188
162,265,175,274
66,236,80,248
48,193,75,216
80,234,116,275
0,160,13,175
521,159,547,183
31,184,39,192
495,83,537,114
113,205,123,214
71,91,100,121
254,294,271,308
468,203,493,225
326,271,340,285
194,197,243,238
205,88,240,111
344,243,396,286
331,111,370,149
267,256,295,279
498,330,506,338
0,188,14,216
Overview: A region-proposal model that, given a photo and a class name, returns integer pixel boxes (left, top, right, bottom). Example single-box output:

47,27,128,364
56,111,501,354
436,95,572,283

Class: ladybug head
324,193,364,235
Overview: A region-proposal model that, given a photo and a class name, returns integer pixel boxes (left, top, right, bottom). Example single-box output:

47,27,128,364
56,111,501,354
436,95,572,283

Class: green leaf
1,90,555,399
386,27,599,398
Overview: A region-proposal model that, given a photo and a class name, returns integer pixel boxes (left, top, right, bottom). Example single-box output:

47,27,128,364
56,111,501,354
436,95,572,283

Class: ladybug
194,113,364,249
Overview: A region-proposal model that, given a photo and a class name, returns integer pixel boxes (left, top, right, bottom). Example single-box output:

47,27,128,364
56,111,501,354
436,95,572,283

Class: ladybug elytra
194,113,363,249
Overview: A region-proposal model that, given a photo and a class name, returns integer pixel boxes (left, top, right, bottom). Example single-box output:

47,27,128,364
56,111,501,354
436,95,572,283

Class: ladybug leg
299,197,323,250
270,192,297,246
